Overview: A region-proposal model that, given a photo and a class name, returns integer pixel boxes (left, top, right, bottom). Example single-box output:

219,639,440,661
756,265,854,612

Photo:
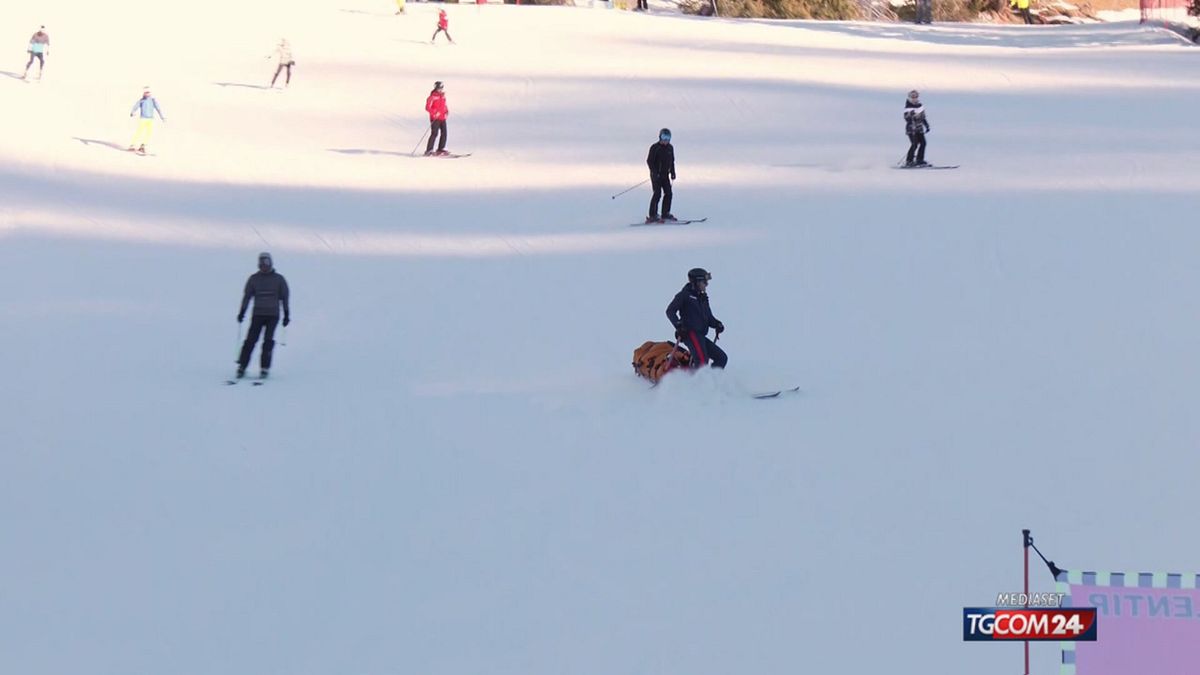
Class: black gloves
670,172,676,180
715,321,725,337
237,313,244,323
283,317,290,327
674,327,687,343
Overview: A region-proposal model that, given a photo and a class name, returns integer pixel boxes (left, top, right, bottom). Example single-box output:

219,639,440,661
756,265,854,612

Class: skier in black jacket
646,128,676,224
666,267,727,369
236,252,291,379
904,90,931,167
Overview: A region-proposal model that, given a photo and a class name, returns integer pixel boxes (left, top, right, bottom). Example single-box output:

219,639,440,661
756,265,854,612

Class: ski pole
235,321,243,360
410,127,430,156
610,178,649,200
280,326,288,347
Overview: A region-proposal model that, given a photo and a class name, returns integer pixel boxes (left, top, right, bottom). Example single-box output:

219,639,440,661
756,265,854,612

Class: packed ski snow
2,2,1198,674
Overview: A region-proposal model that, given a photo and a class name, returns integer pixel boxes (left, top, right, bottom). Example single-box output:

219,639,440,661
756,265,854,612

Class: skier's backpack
632,341,691,383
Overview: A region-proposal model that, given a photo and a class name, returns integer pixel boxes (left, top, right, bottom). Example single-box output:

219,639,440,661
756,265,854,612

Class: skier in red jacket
424,81,449,156
432,9,453,43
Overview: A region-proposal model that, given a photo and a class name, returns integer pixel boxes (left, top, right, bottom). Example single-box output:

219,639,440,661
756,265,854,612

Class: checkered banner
1056,569,1200,675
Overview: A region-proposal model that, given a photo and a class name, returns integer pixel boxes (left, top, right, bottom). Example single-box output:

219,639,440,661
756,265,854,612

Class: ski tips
752,386,801,399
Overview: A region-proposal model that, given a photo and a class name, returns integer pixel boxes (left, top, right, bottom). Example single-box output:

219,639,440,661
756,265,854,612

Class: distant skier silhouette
23,26,50,80
268,38,294,88
128,86,166,155
432,9,453,43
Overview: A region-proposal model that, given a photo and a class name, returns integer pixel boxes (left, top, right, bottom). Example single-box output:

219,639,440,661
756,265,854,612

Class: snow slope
3,3,1200,674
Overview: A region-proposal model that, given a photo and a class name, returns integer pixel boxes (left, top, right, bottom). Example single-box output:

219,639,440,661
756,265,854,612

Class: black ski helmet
687,267,711,283
258,251,273,268
659,128,672,142
434,80,444,91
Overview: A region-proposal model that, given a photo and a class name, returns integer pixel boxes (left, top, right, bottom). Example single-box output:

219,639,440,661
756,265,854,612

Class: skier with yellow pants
128,86,166,155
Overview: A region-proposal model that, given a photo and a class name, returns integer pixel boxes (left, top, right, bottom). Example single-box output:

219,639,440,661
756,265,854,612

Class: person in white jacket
268,39,294,88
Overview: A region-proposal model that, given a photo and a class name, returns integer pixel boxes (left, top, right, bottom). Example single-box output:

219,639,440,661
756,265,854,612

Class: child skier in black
904,90,930,167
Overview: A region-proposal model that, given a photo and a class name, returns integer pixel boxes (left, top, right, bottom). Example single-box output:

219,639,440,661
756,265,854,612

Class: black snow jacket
904,99,930,135
240,269,290,318
647,142,675,179
666,283,721,336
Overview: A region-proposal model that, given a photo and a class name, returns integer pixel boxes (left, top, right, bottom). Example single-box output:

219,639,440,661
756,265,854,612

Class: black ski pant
637,0,648,9
239,315,279,371
426,120,447,153
1021,7,1033,23
271,62,292,86
684,330,727,369
432,28,453,42
907,133,926,165
25,52,44,72
915,0,932,23
650,174,672,218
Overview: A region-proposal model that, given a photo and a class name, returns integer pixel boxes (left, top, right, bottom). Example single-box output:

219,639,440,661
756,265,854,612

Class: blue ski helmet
659,128,672,142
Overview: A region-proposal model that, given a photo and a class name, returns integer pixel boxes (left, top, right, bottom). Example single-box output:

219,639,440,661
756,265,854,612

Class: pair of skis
630,217,707,227
647,373,800,400
895,162,958,170
753,386,801,399
224,375,268,386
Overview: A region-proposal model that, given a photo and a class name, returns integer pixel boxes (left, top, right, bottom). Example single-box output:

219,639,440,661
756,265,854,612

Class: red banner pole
1023,529,1031,675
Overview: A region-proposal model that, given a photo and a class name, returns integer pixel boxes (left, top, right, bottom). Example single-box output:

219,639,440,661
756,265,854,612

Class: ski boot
662,214,678,222
260,369,269,380
435,149,449,156
646,215,661,224
136,145,147,156
236,367,246,379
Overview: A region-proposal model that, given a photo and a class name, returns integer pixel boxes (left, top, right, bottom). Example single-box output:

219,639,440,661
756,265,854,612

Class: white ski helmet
907,90,920,101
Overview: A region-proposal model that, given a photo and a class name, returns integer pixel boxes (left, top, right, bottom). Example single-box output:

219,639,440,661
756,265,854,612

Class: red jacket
438,10,448,28
425,91,447,121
